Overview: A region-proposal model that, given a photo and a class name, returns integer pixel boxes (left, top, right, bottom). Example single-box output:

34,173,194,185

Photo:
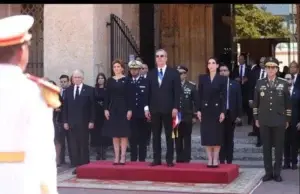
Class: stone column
44,4,95,85
44,4,139,85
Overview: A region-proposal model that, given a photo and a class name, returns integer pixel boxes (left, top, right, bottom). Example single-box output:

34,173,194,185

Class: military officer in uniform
128,60,150,162
175,65,198,163
0,15,59,194
253,57,291,182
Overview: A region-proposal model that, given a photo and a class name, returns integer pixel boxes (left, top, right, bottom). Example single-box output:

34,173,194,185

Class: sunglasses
156,55,165,58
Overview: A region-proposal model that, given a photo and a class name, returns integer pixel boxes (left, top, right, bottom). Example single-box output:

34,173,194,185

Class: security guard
253,57,291,182
0,15,59,194
128,60,149,162
175,65,197,163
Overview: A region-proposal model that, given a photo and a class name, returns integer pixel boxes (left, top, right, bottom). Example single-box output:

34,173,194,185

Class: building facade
0,4,233,84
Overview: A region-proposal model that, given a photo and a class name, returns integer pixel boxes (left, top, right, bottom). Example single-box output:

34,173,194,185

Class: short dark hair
0,43,25,63
59,74,69,81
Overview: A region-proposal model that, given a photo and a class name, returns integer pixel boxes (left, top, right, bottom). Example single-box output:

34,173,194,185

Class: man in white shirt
0,15,58,194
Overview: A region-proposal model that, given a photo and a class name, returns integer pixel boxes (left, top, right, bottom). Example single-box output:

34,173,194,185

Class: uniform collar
0,64,23,75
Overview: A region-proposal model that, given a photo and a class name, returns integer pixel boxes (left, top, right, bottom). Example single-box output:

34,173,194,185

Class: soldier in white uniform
0,15,59,194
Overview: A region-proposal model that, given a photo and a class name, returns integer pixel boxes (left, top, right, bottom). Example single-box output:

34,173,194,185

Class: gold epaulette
26,74,61,108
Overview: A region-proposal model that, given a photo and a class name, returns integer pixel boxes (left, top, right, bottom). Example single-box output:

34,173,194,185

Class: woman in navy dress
102,59,133,165
90,73,111,160
197,57,227,167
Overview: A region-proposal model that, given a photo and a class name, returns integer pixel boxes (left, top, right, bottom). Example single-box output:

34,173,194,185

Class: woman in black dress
103,59,133,164
197,57,226,167
90,73,111,160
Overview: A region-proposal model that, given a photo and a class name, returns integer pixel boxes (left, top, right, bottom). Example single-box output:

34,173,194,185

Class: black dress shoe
262,174,273,182
167,162,174,167
282,164,291,169
291,164,298,170
273,175,283,182
149,161,161,166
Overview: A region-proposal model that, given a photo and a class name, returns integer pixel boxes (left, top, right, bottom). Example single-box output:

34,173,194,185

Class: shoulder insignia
26,74,61,108
188,81,196,85
278,77,288,82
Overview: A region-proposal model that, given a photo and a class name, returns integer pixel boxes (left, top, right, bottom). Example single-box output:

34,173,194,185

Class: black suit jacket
63,84,95,128
146,66,181,114
54,91,64,123
227,79,243,120
248,66,263,100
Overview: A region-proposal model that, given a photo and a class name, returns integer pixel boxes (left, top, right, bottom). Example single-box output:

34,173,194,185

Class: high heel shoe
207,160,213,168
120,155,126,165
212,160,219,168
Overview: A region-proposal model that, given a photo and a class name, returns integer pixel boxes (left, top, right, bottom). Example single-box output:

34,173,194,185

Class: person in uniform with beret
175,65,198,163
128,60,150,162
0,15,58,194
253,57,291,182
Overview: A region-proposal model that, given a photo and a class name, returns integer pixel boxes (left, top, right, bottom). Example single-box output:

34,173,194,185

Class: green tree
235,4,291,39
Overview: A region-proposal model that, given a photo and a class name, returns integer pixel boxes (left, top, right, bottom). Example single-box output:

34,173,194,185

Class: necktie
269,80,274,88
261,70,265,79
158,68,164,85
62,89,65,99
239,65,243,78
226,79,229,110
75,86,80,99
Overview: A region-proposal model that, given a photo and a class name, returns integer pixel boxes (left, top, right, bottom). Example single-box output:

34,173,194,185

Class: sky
257,4,291,15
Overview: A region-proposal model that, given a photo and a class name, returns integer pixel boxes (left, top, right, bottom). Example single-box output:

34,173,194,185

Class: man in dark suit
144,49,181,167
283,73,300,170
289,61,300,89
63,69,95,174
248,57,266,147
232,54,251,124
219,64,242,164
58,74,71,165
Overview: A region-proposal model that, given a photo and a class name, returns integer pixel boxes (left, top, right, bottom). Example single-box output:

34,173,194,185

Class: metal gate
108,14,140,75
21,4,44,76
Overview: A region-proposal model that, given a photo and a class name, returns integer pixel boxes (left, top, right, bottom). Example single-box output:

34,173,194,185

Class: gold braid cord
26,74,61,108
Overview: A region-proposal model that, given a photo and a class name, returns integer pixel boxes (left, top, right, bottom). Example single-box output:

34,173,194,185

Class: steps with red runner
76,161,239,184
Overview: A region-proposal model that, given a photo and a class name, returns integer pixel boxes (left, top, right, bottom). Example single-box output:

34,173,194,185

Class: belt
0,152,25,163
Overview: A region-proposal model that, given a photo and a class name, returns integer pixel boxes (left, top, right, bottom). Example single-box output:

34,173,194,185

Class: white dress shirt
73,83,83,99
259,69,266,79
290,85,293,96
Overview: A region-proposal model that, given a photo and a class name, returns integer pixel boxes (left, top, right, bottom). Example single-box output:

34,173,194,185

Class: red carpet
76,161,239,184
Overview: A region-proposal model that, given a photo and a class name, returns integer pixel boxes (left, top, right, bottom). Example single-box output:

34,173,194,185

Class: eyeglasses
156,55,165,58
219,69,228,72
179,72,186,75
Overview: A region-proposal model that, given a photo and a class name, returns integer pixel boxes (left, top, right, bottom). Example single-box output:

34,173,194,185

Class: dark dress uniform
128,75,149,161
175,66,198,163
198,74,227,146
253,57,291,181
102,77,133,138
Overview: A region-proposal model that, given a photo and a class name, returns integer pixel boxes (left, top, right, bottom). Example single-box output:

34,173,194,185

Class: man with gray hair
63,69,95,174
144,49,181,167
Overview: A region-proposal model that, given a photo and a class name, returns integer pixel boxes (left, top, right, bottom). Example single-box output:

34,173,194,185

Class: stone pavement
57,123,300,194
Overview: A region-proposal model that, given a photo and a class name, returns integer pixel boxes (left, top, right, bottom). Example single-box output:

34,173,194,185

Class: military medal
260,91,265,97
